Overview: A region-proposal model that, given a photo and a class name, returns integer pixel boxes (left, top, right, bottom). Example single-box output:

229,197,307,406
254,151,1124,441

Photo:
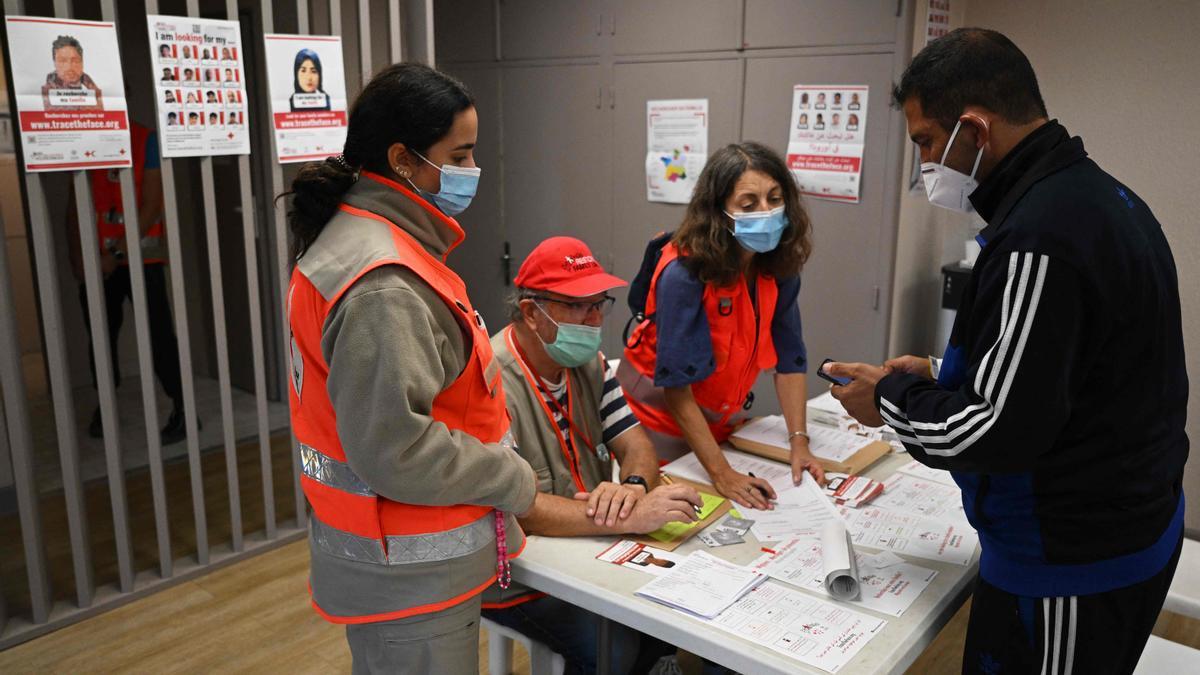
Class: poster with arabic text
786,85,868,204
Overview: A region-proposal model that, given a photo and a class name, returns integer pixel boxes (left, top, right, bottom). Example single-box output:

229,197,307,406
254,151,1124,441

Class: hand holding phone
818,358,852,386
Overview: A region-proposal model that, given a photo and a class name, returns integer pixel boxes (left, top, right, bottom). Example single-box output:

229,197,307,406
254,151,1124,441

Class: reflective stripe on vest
621,243,778,440
299,443,373,497
310,510,495,566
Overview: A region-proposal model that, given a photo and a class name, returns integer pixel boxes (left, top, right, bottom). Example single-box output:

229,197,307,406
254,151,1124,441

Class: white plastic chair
1134,635,1200,674
1163,537,1200,619
482,616,566,675
1135,537,1200,673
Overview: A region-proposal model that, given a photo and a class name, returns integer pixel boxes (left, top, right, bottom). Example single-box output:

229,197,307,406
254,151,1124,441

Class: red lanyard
494,512,511,589
506,326,602,493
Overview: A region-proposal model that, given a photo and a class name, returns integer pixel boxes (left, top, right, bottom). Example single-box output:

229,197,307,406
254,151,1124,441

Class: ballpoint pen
660,473,704,516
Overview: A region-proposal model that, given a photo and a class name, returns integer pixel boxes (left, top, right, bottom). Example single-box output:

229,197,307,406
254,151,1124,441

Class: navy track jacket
876,121,1189,597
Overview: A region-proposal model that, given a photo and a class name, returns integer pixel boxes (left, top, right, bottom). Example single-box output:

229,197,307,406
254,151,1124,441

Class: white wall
887,0,974,359
890,0,1200,530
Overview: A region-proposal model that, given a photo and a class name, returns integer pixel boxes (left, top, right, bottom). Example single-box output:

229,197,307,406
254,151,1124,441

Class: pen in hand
747,472,772,500
660,473,704,516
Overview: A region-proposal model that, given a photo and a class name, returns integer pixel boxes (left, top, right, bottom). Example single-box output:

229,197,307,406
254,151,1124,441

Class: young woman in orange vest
285,63,537,674
620,142,826,510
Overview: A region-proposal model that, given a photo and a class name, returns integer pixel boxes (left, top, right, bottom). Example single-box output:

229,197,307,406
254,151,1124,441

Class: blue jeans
484,596,668,674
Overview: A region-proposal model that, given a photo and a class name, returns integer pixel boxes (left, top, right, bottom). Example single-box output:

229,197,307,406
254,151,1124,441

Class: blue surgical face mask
408,150,481,217
725,205,788,253
536,303,602,368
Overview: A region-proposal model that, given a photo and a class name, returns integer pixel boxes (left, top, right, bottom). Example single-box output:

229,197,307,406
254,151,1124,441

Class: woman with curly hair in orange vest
285,63,536,674
620,142,826,511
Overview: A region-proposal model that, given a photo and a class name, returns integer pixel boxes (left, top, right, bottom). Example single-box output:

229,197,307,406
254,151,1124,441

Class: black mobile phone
817,358,852,386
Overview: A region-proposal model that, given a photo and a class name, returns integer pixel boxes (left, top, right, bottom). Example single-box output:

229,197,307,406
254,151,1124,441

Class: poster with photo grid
147,15,250,157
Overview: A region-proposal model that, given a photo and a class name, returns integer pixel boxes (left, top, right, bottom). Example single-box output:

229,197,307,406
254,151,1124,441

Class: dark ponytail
283,63,475,260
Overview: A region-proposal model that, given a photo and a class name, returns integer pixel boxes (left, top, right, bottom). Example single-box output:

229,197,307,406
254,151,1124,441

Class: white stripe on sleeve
878,252,1049,457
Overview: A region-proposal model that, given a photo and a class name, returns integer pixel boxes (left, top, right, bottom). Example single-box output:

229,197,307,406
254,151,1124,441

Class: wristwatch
621,475,648,491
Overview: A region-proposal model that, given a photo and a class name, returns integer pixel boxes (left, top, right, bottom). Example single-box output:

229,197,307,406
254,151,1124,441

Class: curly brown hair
671,142,813,287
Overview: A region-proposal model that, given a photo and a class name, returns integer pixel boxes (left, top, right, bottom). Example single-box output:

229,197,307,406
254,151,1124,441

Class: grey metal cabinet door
604,58,743,358
744,0,900,49
500,63,613,311
441,65,511,332
435,0,498,65
499,0,603,60
742,52,902,399
611,1,742,55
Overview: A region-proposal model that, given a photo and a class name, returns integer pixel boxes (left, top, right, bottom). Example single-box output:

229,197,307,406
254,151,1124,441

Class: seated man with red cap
481,237,704,675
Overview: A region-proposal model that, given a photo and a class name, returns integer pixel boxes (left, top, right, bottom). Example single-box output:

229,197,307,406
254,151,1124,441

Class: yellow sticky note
647,491,724,543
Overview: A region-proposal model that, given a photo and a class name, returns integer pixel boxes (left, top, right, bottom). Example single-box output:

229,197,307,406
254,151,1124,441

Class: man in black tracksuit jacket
827,29,1188,674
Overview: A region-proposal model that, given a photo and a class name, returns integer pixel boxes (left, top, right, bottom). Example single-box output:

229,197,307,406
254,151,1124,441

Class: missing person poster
645,99,708,204
147,15,251,157
786,84,869,204
4,16,132,172
926,0,952,45
263,34,348,163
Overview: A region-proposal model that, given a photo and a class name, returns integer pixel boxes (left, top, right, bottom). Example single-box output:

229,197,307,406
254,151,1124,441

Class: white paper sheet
810,426,877,463
732,416,876,464
635,550,765,619
862,551,905,569
895,459,958,486
752,538,939,617
808,391,847,416
807,394,907,452
706,581,886,672
873,473,970,525
596,540,686,577
748,475,844,541
663,448,796,495
837,506,978,566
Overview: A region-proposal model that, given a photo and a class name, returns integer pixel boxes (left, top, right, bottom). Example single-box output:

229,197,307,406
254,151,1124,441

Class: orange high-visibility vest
622,243,778,441
288,173,519,623
88,123,166,264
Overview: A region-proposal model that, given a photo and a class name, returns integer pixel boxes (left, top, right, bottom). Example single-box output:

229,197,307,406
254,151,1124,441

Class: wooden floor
1,432,300,621
0,539,527,674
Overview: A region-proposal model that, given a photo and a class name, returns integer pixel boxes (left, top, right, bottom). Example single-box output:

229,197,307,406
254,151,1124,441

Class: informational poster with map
645,99,708,204
786,85,869,204
5,15,132,172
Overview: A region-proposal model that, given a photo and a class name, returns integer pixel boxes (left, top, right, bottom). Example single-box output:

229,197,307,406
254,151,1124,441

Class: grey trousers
346,595,481,675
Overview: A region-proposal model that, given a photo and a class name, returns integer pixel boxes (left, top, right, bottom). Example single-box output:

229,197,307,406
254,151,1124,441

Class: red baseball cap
514,236,627,297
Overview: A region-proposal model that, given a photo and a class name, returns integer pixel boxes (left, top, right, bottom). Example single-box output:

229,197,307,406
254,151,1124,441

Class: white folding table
511,451,979,674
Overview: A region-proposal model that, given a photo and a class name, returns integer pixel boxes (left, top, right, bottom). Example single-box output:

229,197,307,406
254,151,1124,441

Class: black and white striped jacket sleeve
874,250,1086,473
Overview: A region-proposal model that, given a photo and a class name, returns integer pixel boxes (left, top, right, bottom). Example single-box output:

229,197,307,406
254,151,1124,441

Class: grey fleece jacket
319,177,536,516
